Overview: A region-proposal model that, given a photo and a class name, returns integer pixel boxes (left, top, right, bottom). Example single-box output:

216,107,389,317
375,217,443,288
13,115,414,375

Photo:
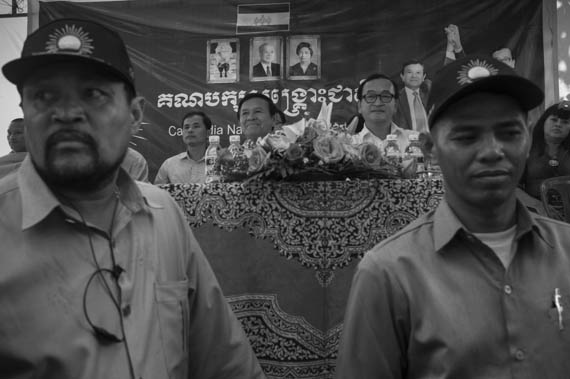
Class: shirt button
122,305,131,317
514,349,525,361
504,285,512,295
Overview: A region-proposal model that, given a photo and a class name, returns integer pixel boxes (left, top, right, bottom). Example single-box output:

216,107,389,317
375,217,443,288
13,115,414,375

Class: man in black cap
336,55,570,378
0,18,265,379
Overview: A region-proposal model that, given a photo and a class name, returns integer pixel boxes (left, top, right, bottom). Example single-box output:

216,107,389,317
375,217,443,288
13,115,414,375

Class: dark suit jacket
393,84,429,130
252,62,281,77
394,49,465,129
289,62,318,77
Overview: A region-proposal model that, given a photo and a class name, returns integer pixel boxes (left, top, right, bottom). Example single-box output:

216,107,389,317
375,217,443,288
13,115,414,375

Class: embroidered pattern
46,24,94,55
457,58,499,85
228,294,341,379
165,179,444,286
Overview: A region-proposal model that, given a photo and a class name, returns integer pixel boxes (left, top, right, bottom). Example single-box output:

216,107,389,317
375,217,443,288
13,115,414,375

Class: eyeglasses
363,91,395,104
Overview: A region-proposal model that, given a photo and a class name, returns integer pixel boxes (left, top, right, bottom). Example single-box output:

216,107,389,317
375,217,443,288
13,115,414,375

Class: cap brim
428,75,544,126
2,53,134,91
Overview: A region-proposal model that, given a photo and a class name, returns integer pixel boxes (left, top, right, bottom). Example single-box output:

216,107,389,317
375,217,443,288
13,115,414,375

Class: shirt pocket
154,280,189,379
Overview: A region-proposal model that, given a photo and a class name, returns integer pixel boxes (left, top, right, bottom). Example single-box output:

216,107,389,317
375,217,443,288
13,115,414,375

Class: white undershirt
472,225,517,269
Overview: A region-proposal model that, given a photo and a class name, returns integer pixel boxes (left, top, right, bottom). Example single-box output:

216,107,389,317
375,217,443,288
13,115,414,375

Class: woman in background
522,101,570,198
289,42,318,77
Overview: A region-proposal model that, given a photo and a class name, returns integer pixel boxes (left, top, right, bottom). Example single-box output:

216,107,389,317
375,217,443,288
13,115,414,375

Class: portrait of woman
287,36,320,80
289,42,318,76
522,101,570,198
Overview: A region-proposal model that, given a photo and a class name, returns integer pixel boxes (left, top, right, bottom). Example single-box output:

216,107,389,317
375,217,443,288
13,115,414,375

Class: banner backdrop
39,0,543,180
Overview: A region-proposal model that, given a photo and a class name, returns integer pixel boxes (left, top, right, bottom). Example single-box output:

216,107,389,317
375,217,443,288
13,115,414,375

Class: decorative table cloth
164,179,444,378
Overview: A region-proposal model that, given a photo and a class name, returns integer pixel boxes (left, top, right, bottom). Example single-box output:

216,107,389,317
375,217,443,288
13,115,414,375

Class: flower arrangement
216,102,402,182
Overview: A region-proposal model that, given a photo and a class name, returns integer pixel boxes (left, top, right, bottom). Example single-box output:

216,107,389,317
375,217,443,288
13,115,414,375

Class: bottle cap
386,134,397,141
229,135,241,143
208,135,220,143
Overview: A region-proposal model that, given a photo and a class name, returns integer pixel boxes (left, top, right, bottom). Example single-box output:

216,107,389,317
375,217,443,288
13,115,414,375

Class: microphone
112,264,124,279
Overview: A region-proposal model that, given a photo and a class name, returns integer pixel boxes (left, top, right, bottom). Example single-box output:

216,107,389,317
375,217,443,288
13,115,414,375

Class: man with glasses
0,19,265,379
352,73,413,154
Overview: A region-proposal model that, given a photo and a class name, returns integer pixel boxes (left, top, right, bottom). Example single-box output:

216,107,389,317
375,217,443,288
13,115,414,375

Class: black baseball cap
427,55,543,129
2,18,135,92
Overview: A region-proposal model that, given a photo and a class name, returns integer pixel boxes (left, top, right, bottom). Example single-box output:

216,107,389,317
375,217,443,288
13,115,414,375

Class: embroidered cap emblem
45,24,94,55
456,59,499,85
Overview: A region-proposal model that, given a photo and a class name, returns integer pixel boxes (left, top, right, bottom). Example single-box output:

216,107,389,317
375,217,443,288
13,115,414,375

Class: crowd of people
1,17,570,379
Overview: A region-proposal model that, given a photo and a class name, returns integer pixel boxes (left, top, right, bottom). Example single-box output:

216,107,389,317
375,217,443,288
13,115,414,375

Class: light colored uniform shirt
0,151,27,178
154,151,206,184
0,156,265,379
336,198,570,379
121,147,149,182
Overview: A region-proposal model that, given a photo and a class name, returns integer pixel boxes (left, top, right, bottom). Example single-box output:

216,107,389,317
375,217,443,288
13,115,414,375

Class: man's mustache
46,130,96,150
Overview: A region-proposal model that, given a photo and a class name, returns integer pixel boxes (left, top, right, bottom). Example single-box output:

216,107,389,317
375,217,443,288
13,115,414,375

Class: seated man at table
0,117,27,178
351,73,413,154
238,93,278,142
336,55,570,378
155,110,211,184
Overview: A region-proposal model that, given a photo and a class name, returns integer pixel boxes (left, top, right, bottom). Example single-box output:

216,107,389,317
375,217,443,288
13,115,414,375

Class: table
164,178,444,379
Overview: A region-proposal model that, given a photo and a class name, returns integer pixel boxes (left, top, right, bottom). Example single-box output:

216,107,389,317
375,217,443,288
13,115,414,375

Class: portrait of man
207,39,239,83
287,35,321,80
250,37,282,81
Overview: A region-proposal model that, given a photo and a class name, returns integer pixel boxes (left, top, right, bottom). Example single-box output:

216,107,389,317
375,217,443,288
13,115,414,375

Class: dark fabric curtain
40,1,543,180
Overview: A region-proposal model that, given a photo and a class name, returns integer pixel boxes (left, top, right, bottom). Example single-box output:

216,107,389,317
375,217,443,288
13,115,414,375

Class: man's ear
129,96,145,135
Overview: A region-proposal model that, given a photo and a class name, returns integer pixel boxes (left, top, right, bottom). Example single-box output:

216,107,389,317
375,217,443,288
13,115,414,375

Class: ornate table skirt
164,179,444,379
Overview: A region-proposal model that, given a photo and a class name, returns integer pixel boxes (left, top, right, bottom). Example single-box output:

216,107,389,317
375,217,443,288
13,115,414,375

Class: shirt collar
18,155,154,230
357,122,402,140
433,197,549,253
404,87,417,97
181,151,205,163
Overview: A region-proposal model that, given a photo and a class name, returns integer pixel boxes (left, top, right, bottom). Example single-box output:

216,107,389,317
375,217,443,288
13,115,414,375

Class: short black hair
357,73,399,101
181,110,212,130
530,102,570,156
296,42,313,56
400,59,425,75
237,93,278,119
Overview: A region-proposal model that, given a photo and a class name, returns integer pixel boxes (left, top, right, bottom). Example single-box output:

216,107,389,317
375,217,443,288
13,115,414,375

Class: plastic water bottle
384,134,401,165
205,135,221,183
228,135,248,174
404,132,425,176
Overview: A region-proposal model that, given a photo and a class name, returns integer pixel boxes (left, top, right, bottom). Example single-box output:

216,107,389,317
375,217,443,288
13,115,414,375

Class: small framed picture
207,39,239,83
287,35,321,80
249,36,283,81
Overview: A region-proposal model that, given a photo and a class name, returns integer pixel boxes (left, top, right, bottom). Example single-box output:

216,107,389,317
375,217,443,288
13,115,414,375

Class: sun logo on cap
45,24,94,55
456,59,499,85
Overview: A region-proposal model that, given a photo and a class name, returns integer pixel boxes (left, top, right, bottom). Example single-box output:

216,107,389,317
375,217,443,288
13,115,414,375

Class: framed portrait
207,39,239,83
287,35,321,80
249,36,283,81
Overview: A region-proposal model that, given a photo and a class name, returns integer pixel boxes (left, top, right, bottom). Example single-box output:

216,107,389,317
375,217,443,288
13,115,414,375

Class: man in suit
252,43,280,78
393,60,429,133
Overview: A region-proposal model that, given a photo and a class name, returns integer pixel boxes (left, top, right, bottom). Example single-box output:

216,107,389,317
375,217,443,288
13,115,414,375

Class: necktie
266,65,271,76
413,91,427,133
